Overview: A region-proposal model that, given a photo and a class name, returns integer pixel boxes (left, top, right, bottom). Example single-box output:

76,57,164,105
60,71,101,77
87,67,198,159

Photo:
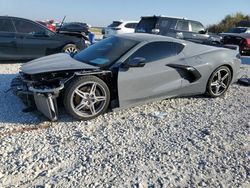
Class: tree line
207,12,250,34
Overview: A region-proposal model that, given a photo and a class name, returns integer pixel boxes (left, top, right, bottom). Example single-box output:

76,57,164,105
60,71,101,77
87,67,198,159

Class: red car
223,33,250,56
36,20,56,32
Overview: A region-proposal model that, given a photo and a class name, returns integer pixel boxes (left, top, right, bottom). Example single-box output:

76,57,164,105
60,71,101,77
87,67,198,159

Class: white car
103,20,138,38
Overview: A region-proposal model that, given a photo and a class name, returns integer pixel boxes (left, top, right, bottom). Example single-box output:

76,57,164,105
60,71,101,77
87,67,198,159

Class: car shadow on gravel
0,60,30,64
0,73,43,124
0,73,80,125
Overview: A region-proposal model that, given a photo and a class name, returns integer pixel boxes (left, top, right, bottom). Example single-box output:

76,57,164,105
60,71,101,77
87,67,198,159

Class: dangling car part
11,34,241,121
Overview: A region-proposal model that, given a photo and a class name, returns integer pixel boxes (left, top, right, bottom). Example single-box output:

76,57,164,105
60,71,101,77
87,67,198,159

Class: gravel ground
0,59,249,188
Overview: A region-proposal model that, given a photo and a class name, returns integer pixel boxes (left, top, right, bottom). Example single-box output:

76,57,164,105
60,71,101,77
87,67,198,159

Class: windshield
74,36,138,67
226,27,247,33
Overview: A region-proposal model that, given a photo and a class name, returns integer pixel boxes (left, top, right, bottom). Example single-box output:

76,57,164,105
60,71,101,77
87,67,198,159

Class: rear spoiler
223,44,239,51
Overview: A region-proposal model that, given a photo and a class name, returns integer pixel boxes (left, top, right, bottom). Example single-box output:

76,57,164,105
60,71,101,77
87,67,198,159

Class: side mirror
198,29,207,34
124,57,146,68
151,28,160,34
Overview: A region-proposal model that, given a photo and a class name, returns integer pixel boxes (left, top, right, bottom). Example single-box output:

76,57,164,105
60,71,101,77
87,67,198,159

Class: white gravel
0,59,249,188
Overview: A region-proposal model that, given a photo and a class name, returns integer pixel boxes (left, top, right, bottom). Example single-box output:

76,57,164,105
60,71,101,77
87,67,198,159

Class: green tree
207,12,250,34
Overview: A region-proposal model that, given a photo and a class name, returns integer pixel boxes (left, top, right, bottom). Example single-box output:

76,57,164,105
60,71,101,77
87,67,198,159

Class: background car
0,16,85,60
103,20,138,38
225,27,250,34
236,20,250,27
219,27,250,39
36,20,56,32
222,33,250,55
135,15,222,45
57,22,89,34
11,34,240,121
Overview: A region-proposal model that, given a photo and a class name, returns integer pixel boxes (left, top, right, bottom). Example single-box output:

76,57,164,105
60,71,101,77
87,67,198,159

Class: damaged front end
11,71,73,121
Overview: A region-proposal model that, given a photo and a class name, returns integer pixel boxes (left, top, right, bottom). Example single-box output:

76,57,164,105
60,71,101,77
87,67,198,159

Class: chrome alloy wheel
70,81,107,118
209,68,231,96
64,46,78,54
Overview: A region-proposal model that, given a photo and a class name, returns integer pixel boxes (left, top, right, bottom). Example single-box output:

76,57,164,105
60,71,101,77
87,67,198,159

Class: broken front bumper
11,76,63,121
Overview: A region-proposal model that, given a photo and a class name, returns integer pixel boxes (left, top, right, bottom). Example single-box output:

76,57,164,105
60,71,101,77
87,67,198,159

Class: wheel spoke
75,89,87,99
217,71,221,80
221,73,229,81
65,47,77,53
215,85,220,94
75,102,86,111
90,83,97,94
221,83,227,89
95,96,106,102
211,81,218,87
89,104,96,115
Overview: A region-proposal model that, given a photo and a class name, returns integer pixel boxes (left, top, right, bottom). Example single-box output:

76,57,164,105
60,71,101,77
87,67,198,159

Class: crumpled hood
21,53,98,74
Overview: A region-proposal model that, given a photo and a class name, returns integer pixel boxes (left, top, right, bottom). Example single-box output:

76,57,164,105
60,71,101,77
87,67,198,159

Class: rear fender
181,49,240,94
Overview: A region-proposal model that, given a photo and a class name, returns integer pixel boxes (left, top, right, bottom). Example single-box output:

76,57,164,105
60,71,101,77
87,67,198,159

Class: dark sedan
0,16,85,61
222,33,250,55
57,22,89,34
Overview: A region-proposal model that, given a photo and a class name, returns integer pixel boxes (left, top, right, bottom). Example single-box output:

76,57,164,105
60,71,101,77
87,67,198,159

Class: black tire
62,44,78,54
206,66,232,97
63,76,110,120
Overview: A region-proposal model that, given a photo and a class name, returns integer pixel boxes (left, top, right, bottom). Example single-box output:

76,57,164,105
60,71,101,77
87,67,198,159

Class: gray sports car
11,33,241,121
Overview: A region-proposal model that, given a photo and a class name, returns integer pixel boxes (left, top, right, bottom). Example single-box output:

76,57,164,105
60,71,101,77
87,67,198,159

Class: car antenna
59,16,66,31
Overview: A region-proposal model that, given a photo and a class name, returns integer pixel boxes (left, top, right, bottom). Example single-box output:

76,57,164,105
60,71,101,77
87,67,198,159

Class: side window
67,25,74,28
159,19,169,28
132,23,138,28
190,21,205,33
169,20,177,29
125,23,137,29
75,24,82,28
0,18,15,32
129,42,184,63
13,19,45,34
176,20,189,31
69,24,80,28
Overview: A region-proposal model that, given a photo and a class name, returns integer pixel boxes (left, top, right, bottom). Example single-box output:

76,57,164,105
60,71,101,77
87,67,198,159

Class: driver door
13,18,54,59
117,41,186,108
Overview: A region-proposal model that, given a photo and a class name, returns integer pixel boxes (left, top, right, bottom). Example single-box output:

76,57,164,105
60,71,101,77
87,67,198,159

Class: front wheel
63,76,110,120
206,66,232,97
62,44,78,55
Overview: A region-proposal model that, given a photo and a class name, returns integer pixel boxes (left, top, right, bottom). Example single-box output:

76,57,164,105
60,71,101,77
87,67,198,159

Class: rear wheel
62,44,78,55
63,76,110,120
206,66,232,97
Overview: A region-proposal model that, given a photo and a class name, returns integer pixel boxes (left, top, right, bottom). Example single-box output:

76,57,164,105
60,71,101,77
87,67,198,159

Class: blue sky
1,0,249,27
